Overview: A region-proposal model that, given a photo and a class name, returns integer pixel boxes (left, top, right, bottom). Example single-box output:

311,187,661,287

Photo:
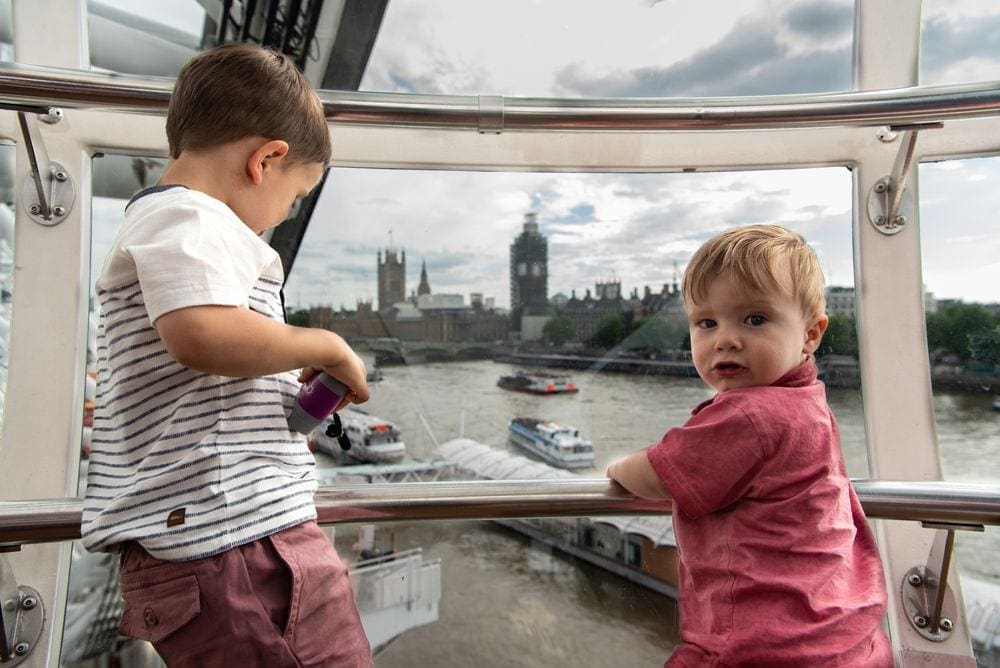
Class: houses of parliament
307,213,686,346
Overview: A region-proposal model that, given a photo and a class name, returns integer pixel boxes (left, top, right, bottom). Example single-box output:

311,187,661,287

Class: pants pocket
119,574,201,644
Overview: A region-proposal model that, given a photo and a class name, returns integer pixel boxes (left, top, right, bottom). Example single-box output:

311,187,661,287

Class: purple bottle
287,371,349,434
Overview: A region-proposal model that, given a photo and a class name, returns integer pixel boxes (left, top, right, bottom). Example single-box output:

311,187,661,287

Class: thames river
321,359,999,667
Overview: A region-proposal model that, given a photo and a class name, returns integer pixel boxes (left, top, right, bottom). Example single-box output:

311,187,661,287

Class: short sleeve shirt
648,360,891,666
81,186,317,561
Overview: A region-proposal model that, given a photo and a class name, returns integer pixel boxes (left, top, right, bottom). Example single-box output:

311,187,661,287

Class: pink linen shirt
648,359,892,667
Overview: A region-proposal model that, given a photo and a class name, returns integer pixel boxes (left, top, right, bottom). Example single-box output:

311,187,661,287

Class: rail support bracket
867,122,942,236
0,555,45,665
15,110,75,227
901,522,982,642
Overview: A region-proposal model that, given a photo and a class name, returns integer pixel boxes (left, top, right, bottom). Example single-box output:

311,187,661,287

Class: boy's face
238,160,326,235
686,272,827,393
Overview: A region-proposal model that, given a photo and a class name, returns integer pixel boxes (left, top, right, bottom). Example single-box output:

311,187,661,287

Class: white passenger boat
507,417,595,469
309,406,407,465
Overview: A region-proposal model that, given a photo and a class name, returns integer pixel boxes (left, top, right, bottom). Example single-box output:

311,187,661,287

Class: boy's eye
745,314,767,326
696,319,717,329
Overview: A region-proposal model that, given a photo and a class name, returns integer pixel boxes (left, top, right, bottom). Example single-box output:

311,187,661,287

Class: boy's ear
246,139,290,185
803,313,829,354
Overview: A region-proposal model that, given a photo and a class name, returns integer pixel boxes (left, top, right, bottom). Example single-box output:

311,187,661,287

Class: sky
90,0,1000,310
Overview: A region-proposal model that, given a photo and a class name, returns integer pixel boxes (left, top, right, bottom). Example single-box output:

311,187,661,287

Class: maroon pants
118,521,372,667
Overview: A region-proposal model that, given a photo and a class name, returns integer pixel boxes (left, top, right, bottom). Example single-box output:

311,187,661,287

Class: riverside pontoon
1,2,999,666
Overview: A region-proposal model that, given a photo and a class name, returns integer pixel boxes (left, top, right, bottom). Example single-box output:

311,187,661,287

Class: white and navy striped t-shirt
81,186,317,561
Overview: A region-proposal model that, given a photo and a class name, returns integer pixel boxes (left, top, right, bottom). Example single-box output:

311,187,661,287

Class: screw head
14,642,30,655
28,204,40,215
913,614,928,628
21,595,37,610
940,618,953,631
52,206,66,217
907,573,923,587
874,181,887,193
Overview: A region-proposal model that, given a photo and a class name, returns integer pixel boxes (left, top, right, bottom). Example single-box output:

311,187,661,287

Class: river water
321,359,999,667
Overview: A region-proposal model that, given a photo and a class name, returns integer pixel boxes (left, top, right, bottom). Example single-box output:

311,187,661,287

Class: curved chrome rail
2,479,998,548
1,62,1000,130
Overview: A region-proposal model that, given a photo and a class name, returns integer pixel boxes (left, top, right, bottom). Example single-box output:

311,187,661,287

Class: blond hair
166,43,331,166
682,224,826,318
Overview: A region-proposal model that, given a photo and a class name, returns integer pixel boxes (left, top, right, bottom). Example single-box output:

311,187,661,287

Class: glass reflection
85,0,204,77
0,143,13,431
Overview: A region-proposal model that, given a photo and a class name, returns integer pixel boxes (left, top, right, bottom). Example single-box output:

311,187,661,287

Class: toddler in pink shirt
607,224,892,667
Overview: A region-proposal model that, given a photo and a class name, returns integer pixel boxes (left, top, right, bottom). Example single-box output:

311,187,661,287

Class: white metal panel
0,1,91,666
855,0,975,664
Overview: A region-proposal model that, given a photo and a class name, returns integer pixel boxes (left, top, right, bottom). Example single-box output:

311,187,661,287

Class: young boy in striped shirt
82,43,372,666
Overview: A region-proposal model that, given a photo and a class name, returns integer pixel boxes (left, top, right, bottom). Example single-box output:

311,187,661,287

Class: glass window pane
343,519,678,664
919,157,1000,662
921,2,1000,86
363,0,855,96
288,166,864,469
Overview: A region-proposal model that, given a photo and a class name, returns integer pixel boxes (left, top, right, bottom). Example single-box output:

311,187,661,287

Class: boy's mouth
713,361,746,377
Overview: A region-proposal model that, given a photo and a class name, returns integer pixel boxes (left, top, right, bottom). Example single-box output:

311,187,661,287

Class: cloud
552,1,853,97
920,11,1000,84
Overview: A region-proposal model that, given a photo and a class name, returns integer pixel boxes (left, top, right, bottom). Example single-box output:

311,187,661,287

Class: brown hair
682,224,826,318
166,43,331,165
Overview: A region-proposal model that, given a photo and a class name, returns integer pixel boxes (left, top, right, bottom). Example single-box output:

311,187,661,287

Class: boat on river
507,417,595,469
309,406,407,464
497,371,579,395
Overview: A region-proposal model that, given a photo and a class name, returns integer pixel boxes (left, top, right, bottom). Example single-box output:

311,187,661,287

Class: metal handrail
2,479,998,548
2,61,1000,131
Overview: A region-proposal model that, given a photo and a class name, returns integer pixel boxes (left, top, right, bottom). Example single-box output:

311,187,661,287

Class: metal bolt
21,595,37,610
913,614,928,628
874,181,887,193
54,170,67,182
907,573,923,587
14,642,30,656
28,204,40,215
893,215,907,226
41,107,64,124
52,206,66,217
875,215,887,226
876,127,898,142
940,618,953,631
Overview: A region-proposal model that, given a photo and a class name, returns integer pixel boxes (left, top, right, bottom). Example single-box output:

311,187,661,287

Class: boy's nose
714,327,742,351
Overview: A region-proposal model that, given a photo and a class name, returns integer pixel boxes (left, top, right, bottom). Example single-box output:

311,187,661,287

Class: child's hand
323,351,369,409
298,339,370,409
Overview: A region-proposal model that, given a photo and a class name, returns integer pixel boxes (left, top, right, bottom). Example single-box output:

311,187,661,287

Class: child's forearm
606,450,671,500
155,305,369,400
